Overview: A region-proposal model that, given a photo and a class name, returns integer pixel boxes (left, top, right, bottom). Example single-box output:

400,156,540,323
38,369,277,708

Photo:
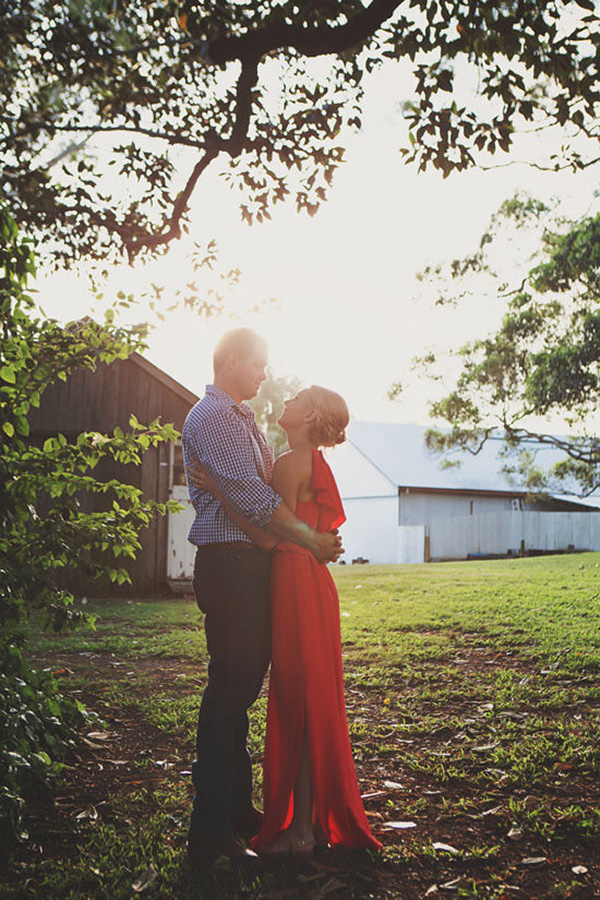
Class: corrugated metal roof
347,420,600,506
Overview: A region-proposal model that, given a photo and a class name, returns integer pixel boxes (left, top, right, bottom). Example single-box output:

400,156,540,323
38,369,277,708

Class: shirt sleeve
183,405,282,527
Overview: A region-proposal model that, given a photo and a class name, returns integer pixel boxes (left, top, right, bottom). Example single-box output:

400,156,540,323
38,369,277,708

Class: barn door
167,443,196,586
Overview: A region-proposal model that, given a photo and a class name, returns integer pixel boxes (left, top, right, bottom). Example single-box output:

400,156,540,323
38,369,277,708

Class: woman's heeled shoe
259,828,315,857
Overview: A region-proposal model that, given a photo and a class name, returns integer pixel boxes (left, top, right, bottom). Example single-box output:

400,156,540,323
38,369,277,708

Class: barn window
171,443,187,486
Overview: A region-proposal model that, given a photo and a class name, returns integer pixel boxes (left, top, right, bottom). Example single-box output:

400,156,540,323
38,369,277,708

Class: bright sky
36,61,599,426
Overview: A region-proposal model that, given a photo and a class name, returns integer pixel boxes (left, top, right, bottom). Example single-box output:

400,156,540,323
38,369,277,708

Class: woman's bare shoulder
273,447,313,477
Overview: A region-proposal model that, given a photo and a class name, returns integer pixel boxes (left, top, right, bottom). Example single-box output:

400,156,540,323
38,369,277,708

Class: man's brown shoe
232,806,264,840
187,830,259,868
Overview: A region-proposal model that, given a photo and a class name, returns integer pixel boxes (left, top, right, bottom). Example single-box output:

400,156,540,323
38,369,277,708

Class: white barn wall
521,512,600,552
398,526,426,564
399,491,516,528
329,442,400,564
339,496,399,564
430,510,600,560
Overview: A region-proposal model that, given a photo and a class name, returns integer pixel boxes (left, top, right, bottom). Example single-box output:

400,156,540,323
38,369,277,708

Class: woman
191,386,381,856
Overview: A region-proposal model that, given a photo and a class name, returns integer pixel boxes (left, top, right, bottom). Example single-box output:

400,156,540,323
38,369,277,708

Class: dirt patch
6,648,600,900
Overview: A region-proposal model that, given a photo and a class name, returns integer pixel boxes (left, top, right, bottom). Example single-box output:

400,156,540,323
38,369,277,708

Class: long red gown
252,449,382,851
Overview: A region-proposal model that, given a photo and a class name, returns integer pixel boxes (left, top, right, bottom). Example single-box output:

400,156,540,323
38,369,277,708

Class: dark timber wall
28,354,198,595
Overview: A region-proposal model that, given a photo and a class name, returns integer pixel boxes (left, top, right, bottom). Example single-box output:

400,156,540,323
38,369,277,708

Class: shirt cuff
248,491,283,527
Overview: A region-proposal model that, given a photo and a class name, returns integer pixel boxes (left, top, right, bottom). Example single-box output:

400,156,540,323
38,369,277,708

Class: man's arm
185,458,278,551
185,434,342,562
184,405,282,526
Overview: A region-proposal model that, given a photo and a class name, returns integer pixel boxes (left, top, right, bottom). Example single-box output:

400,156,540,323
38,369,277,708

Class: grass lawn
3,553,600,900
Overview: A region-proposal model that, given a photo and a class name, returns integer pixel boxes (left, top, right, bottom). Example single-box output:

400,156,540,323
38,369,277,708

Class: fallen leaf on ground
75,806,98,822
82,739,107,750
432,842,460,854
481,805,503,817
132,865,158,893
440,877,463,890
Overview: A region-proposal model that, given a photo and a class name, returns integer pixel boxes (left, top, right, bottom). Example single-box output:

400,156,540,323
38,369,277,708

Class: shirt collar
206,384,255,421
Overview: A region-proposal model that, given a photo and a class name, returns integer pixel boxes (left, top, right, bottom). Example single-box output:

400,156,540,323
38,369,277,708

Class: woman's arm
186,460,278,551
188,452,341,560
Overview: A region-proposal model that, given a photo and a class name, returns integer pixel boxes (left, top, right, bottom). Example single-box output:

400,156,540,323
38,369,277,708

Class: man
182,328,341,866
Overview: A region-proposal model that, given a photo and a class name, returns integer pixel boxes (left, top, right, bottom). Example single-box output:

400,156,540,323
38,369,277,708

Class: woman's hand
187,460,220,496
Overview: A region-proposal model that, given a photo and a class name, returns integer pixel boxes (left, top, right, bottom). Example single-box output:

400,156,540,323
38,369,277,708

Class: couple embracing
182,328,381,866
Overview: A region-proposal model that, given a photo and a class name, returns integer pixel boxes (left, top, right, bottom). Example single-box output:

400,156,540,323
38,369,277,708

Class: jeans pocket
193,553,213,613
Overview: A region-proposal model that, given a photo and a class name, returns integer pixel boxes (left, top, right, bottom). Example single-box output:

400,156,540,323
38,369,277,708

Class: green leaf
3,421,15,437
15,416,30,436
0,364,16,383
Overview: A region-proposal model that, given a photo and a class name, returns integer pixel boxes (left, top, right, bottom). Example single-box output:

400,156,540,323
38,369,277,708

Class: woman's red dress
252,449,381,851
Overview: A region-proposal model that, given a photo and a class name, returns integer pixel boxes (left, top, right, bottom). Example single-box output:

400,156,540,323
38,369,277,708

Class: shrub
0,208,179,861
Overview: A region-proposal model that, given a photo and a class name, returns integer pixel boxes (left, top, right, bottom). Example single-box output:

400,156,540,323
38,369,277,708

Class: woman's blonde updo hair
306,385,349,448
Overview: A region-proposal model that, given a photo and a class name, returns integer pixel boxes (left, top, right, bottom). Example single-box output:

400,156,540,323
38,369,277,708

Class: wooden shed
28,353,198,595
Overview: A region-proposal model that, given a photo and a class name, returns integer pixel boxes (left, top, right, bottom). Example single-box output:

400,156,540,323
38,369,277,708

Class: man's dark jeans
190,545,271,837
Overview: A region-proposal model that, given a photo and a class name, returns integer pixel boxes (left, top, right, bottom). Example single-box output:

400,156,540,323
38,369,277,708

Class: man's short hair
213,328,267,374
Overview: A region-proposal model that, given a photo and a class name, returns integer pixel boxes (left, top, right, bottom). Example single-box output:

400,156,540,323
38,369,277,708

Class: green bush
0,646,93,862
0,207,179,861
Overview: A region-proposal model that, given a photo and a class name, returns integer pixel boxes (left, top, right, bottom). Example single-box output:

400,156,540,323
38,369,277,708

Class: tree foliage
421,194,600,496
2,0,600,268
249,367,303,457
0,209,180,858
2,0,600,856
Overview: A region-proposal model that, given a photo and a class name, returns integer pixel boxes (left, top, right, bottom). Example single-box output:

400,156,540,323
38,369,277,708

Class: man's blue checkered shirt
182,384,282,546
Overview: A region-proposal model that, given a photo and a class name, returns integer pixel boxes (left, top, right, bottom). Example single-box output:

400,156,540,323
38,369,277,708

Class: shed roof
347,420,600,505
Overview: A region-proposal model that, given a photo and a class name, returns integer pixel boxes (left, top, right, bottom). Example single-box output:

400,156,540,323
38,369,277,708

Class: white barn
327,422,600,565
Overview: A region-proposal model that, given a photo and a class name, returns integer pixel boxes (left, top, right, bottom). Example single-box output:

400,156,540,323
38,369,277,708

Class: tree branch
226,57,259,155
481,154,600,173
207,0,402,64
45,136,92,169
105,1,401,67
121,147,220,261
506,426,600,465
44,0,403,259
45,122,215,152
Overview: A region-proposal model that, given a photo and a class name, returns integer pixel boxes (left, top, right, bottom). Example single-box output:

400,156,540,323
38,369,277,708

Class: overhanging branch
57,0,404,259
45,122,215,152
119,148,220,261
208,0,402,64
505,426,600,465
